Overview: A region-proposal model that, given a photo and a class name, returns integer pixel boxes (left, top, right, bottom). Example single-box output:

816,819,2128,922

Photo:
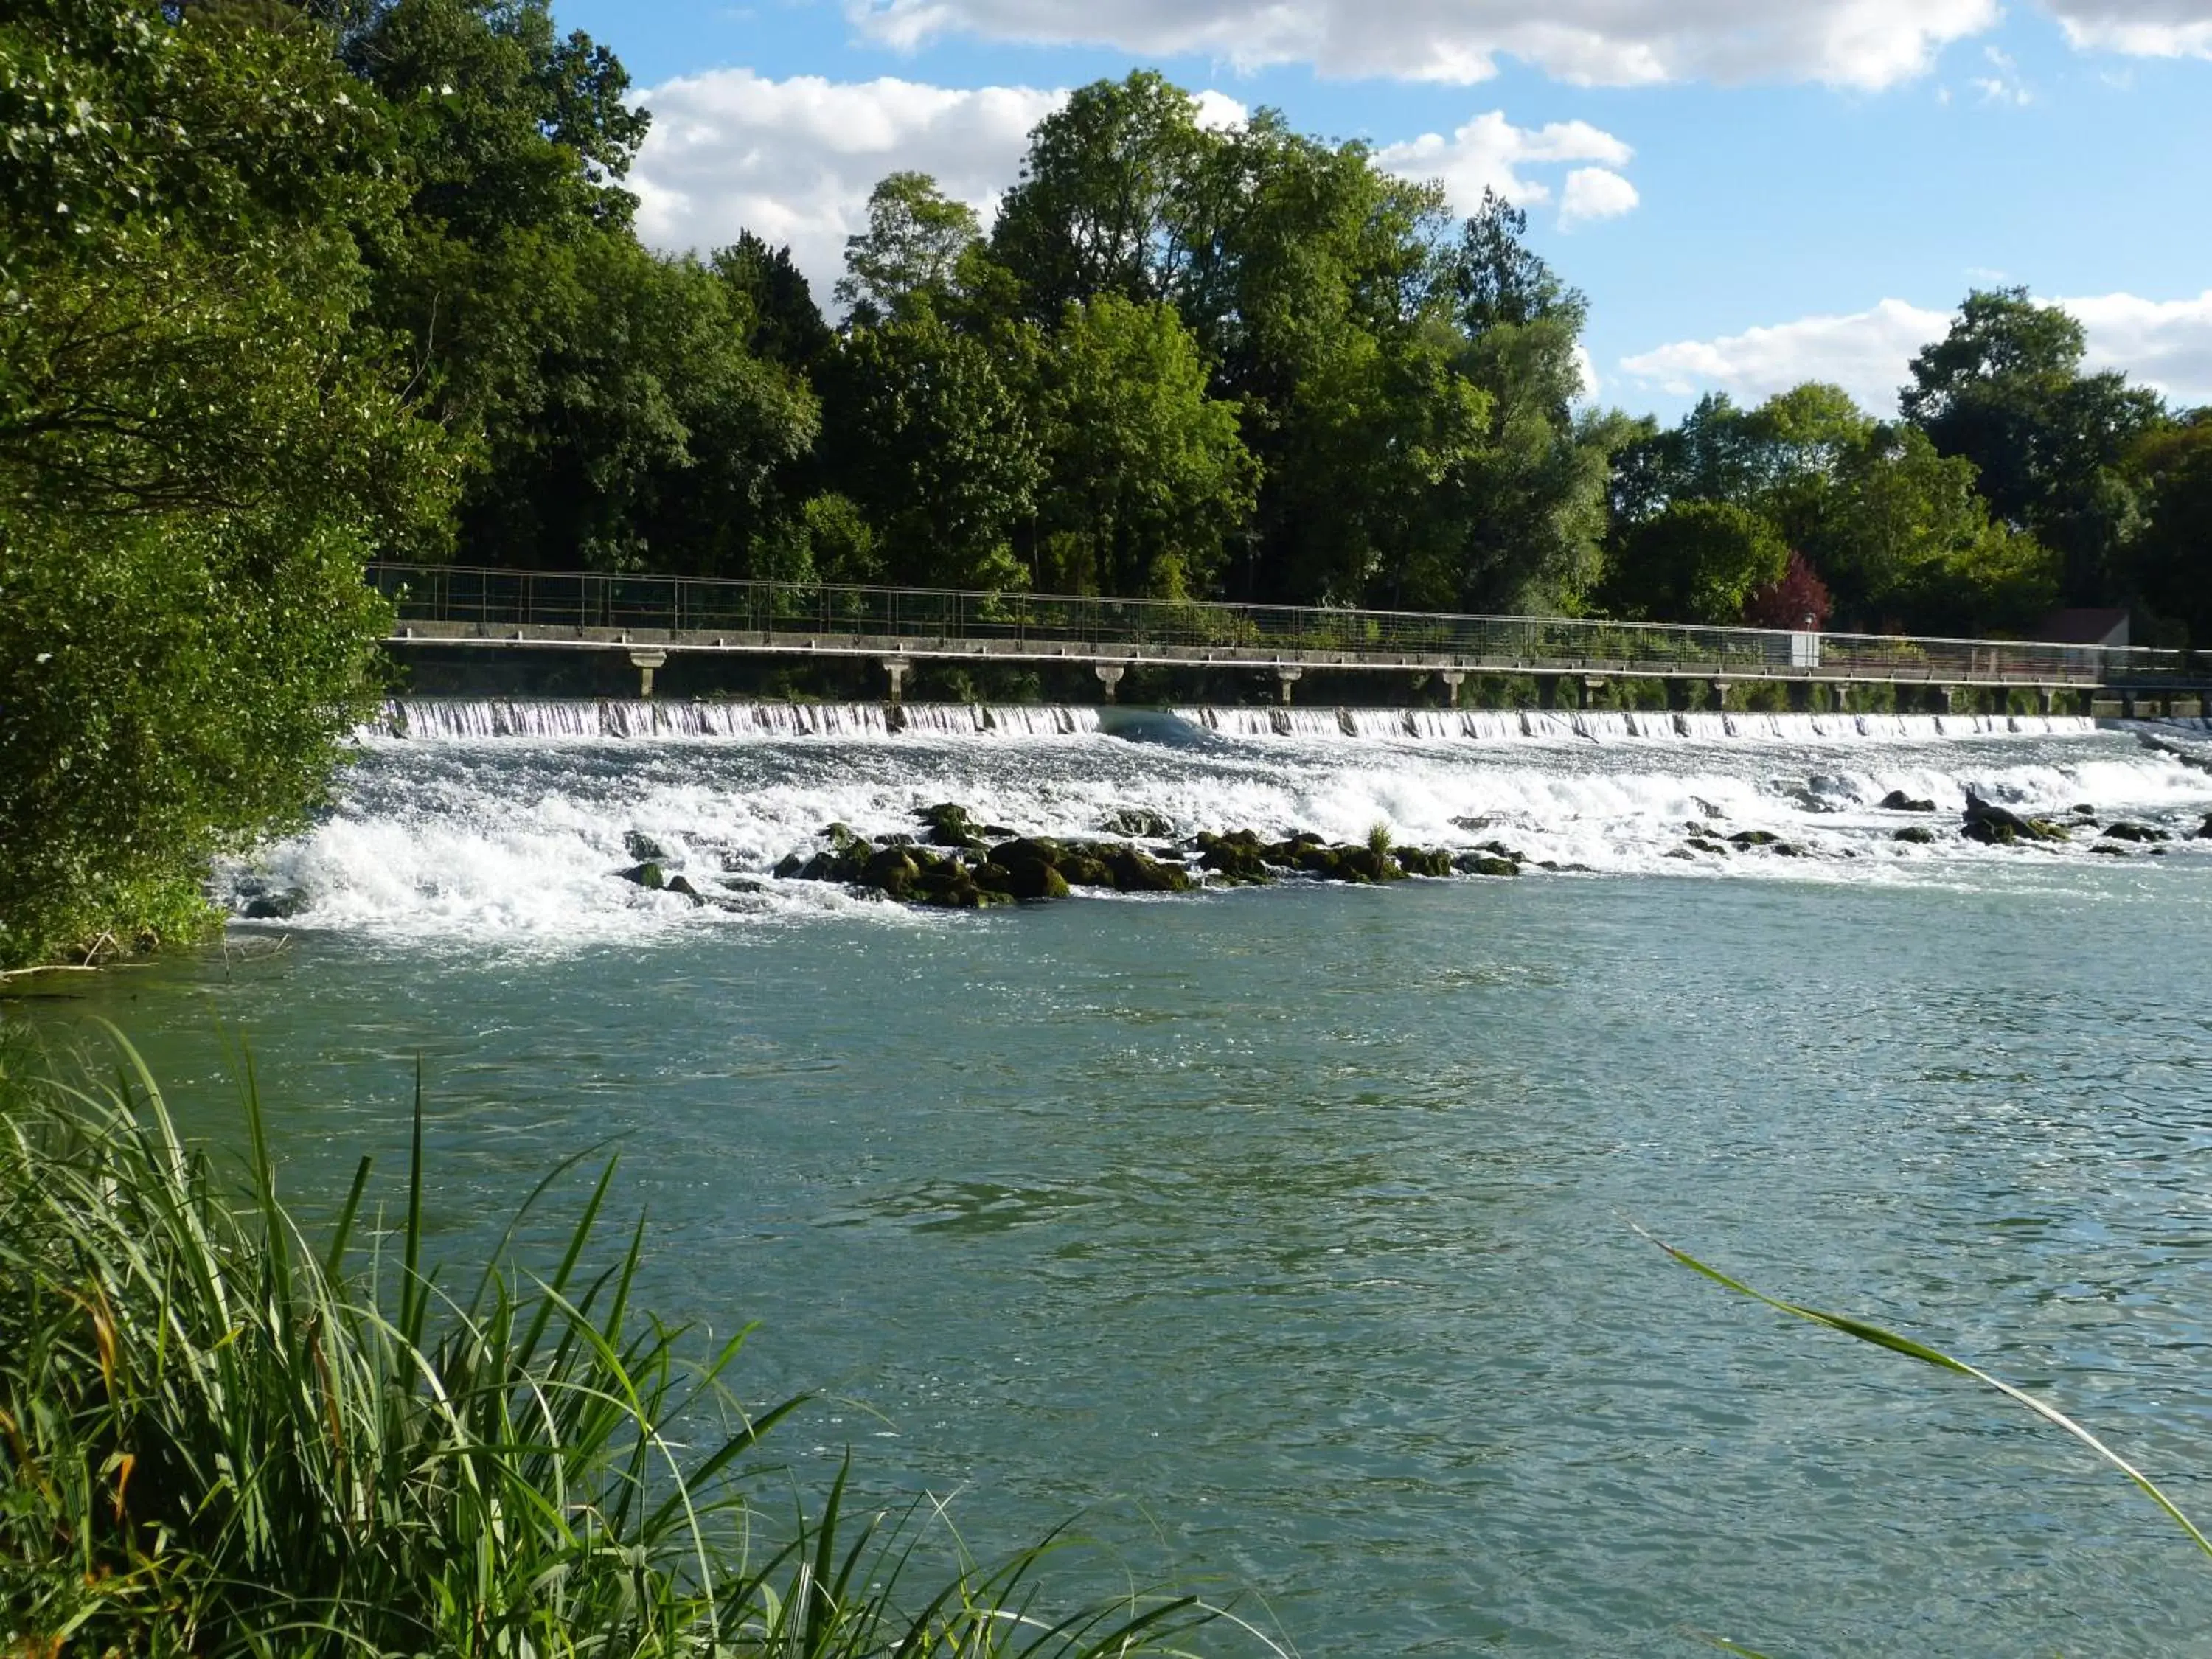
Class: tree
1604,502,1789,625
1,0,456,967
1902,288,2163,604
1742,550,1833,631
816,311,1043,592
1795,423,2056,635
991,72,1209,319
834,172,981,326
712,232,832,368
1030,297,1256,598
2126,415,2212,648
457,241,818,574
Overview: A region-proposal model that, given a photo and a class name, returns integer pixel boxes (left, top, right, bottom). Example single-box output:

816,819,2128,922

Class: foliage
817,308,1043,592
1741,550,1832,631
1032,296,1256,599
0,0,456,969
1603,501,1788,625
1607,383,2059,636
0,1026,1259,1656
2124,414,2212,648
835,170,984,327
1902,287,2165,604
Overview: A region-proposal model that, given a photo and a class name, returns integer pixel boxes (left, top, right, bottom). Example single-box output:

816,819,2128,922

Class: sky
549,0,2212,421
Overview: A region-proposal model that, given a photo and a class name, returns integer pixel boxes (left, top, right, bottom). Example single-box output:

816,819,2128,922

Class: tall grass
0,1025,1267,1658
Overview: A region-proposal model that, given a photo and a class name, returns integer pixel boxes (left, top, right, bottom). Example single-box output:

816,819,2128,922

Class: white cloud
1192,88,1248,129
849,0,2000,88
1618,299,1953,413
1970,44,2034,101
1375,112,1634,222
2051,1,2212,59
2065,290,2212,404
629,70,1065,301
1619,291,2212,414
1559,166,1641,226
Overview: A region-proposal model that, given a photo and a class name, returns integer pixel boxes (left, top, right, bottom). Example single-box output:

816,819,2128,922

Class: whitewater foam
215,705,2212,949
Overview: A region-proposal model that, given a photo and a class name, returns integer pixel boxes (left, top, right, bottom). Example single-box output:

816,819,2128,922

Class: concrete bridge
370,563,2210,714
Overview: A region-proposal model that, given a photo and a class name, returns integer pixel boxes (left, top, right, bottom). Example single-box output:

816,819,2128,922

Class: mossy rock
1685,838,1730,856
1893,827,1936,845
1394,846,1454,877
1454,854,1522,877
1334,846,1405,883
624,830,669,861
990,837,1065,871
242,888,311,919
616,861,667,891
1001,861,1071,900
664,875,709,906
1877,792,1936,813
1195,832,1273,884
1057,853,1116,887
772,852,805,879
1102,807,1175,838
1729,830,1781,848
861,846,922,897
2101,821,2168,844
1102,845,1194,892
917,803,984,849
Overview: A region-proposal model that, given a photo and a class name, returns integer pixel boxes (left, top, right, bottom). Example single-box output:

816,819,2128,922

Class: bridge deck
370,563,2210,693
389,619,2124,689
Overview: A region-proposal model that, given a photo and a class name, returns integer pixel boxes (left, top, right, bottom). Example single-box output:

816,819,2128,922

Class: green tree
1902,288,2163,604
1793,423,2056,635
712,231,832,368
817,310,1043,592
459,241,819,574
991,72,1209,319
1031,296,1256,598
1604,501,1789,625
2125,415,2212,648
835,172,982,326
0,0,456,967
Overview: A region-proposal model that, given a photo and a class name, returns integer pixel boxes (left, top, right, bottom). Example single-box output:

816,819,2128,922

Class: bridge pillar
1093,664,1126,703
1709,679,1731,710
883,658,911,705
1276,667,1304,706
2037,686,2054,716
1938,685,1960,713
1439,669,1466,707
627,649,667,698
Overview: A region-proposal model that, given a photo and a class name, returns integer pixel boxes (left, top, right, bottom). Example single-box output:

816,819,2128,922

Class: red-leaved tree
1742,550,1833,630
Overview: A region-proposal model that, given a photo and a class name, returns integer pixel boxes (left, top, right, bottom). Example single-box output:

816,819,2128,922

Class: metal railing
367,563,2204,687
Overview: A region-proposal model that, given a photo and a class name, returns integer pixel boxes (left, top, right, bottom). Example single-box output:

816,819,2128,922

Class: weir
369,563,2212,704
374,698,2104,745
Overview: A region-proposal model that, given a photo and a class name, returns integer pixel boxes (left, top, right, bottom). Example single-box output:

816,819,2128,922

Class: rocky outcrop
684,805,1549,913
1893,826,1936,845
1877,791,1937,813
2100,821,2168,844
1961,792,2071,846
1102,807,1176,839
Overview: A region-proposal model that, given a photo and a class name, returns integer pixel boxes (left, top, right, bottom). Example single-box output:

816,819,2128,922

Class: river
35,703,2212,1655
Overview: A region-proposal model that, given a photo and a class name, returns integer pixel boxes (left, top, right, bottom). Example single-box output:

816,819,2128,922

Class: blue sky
554,0,2212,419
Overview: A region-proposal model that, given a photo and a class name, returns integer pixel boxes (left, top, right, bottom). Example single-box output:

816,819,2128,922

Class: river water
37,703,2212,1655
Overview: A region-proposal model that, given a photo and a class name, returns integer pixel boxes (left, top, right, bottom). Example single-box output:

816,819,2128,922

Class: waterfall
375,698,2098,746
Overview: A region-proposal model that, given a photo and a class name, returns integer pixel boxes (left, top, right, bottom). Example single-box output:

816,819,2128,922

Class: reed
0,1024,1262,1658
